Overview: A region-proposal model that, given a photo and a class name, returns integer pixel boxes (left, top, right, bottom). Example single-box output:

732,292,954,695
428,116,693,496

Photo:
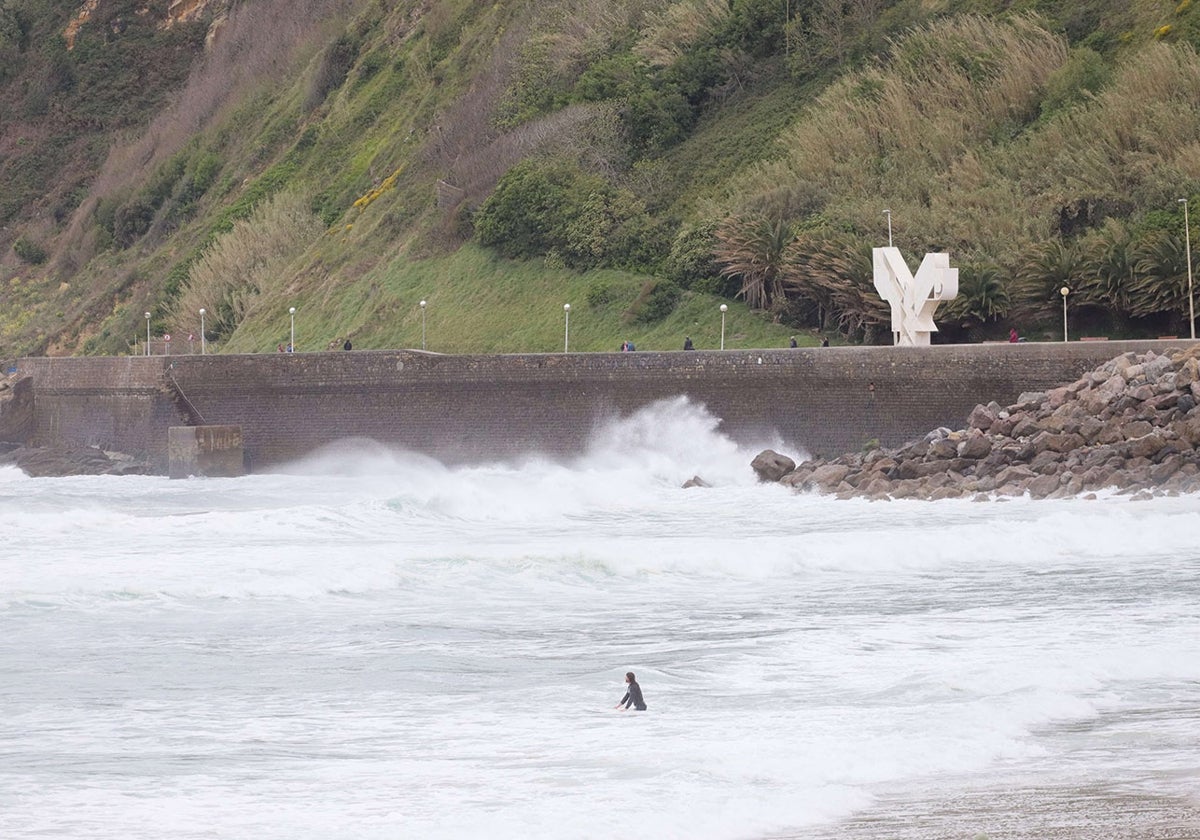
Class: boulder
0,445,151,477
966,403,997,431
957,433,993,460
751,449,796,482
806,463,852,490
682,475,712,489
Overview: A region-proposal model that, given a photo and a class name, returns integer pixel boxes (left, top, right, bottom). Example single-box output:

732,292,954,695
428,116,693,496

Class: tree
714,214,793,310
1130,231,1191,324
945,262,1010,325
1076,218,1135,318
784,230,886,341
1013,238,1082,316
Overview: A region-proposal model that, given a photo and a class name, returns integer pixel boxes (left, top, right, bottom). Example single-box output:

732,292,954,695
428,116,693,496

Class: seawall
11,341,1195,472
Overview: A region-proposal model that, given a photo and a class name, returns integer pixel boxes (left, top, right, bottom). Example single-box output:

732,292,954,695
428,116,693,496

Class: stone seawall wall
13,357,178,460
15,341,1194,471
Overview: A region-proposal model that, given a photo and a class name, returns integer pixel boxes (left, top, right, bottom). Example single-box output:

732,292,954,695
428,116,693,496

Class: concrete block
168,425,245,479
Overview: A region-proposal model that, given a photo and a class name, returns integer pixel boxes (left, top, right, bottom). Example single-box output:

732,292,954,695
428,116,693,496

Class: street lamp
883,209,893,247
1060,287,1070,343
419,300,427,351
288,306,296,352
719,303,728,350
145,311,151,356
1180,198,1195,340
199,308,206,355
563,303,571,353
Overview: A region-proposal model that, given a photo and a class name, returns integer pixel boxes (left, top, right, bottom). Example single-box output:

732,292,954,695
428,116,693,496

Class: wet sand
796,783,1200,840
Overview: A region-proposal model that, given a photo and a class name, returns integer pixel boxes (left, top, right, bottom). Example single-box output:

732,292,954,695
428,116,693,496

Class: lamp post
563,303,571,353
1060,286,1070,343
288,306,296,352
1180,198,1196,340
199,308,206,355
419,300,427,351
883,209,893,247
145,311,151,356
719,303,728,350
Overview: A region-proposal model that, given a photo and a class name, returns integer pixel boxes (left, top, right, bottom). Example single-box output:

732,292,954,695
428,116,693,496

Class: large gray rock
0,445,151,477
750,449,796,483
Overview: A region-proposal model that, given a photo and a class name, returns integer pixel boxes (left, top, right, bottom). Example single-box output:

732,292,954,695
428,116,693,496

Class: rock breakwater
754,346,1200,500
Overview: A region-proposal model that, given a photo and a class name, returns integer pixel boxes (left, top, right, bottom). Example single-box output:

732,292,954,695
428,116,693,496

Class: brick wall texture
15,341,1196,471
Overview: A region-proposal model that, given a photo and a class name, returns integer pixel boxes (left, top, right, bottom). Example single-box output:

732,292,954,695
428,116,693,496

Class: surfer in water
615,671,646,711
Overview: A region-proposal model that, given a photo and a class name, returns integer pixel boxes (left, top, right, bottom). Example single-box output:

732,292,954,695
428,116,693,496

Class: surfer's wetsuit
620,680,646,711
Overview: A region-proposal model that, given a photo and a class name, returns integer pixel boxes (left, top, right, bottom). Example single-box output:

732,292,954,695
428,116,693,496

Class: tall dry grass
634,0,730,67
739,15,1067,259
772,14,1064,192
1007,42,1200,211
167,191,321,340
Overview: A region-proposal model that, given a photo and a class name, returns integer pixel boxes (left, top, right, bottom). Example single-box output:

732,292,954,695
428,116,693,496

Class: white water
2,397,1199,839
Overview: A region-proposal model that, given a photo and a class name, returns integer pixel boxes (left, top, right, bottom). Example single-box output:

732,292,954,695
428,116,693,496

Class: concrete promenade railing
12,340,1196,472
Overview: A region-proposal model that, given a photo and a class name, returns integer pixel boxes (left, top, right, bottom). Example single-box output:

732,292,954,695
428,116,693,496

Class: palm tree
784,230,887,341
1076,218,1134,318
713,214,793,310
1129,230,1190,323
945,262,1010,325
1013,238,1082,317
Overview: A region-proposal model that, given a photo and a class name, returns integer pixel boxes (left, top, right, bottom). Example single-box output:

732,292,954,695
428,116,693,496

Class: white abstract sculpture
873,247,958,346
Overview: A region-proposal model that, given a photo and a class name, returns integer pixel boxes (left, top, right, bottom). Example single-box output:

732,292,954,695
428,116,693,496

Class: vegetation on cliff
3,0,1200,356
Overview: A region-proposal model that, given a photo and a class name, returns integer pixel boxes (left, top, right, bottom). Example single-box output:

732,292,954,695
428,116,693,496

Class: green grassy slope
3,0,1200,357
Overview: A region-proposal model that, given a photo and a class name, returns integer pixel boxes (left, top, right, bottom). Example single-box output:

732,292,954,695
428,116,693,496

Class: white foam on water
2,399,1198,838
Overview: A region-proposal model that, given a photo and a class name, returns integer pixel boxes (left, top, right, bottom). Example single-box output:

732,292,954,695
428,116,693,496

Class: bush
475,160,582,259
12,236,47,265
112,197,156,248
306,33,360,110
665,221,721,289
634,279,682,323
586,280,615,308
476,158,664,271
1041,47,1109,116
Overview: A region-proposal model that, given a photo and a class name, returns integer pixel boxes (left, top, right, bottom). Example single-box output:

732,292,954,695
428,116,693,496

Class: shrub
112,197,156,248
476,158,664,271
665,221,721,289
586,280,615,308
306,32,360,110
475,160,583,259
12,236,47,265
1041,47,1109,116
634,279,682,323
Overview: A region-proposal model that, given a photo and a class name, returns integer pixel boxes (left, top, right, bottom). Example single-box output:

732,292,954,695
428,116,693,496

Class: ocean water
2,398,1198,840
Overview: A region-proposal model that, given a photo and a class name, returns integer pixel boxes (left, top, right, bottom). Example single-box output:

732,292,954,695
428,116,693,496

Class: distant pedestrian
277,343,285,353
789,336,798,348
821,337,829,347
343,339,353,351
615,671,646,711
1009,328,1019,343
683,337,694,350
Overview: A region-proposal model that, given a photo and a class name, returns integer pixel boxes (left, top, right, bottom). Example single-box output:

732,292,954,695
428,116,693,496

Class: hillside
2,0,1200,356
